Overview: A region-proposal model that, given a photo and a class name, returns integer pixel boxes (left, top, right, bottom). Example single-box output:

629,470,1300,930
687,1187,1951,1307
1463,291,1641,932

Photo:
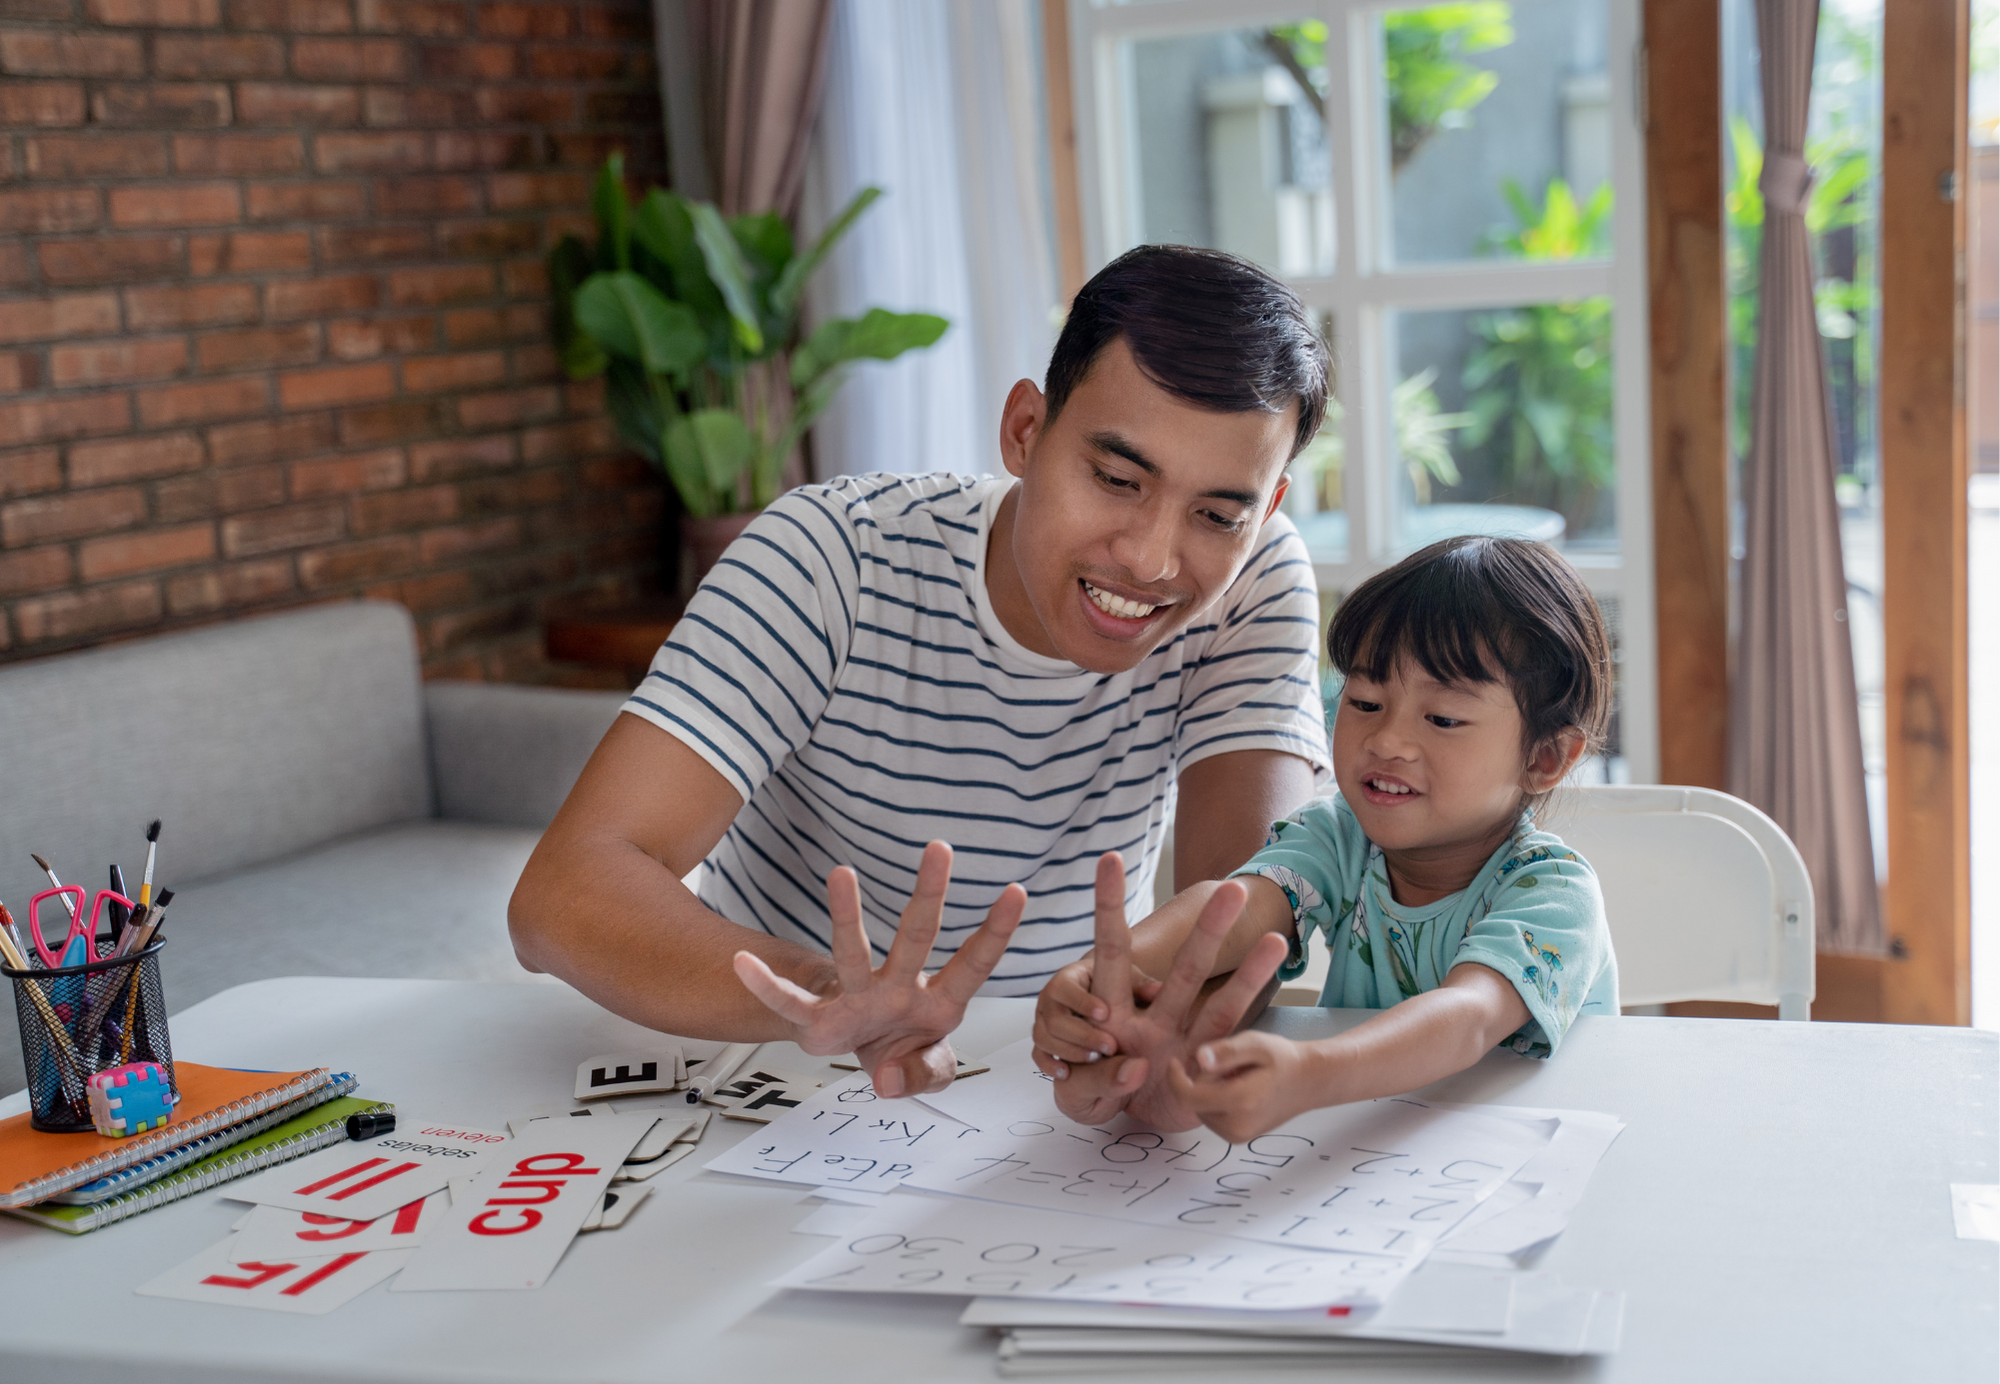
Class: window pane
1286,310,1347,562
1389,300,1617,551
1378,0,1612,266
1117,24,1336,275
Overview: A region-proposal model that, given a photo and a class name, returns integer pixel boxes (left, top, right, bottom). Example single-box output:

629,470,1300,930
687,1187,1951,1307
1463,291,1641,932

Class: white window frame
1067,0,1658,783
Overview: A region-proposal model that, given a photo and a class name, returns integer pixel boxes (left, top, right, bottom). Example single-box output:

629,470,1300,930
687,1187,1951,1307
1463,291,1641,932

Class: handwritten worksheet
900,1097,1555,1257
776,1192,1422,1310
703,1071,988,1192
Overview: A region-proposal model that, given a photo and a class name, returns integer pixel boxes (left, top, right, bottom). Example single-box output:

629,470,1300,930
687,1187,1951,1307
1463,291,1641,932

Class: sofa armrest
425,681,628,828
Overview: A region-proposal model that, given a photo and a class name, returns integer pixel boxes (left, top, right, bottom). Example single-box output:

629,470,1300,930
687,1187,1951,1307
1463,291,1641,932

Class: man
510,245,1332,1099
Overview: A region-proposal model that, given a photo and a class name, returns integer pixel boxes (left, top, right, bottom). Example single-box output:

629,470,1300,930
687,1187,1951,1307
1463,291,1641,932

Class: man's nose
1108,499,1179,585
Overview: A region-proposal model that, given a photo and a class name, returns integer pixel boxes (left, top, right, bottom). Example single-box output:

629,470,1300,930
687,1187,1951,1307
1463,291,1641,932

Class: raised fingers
885,841,954,981
823,866,877,997
1188,930,1291,1048
934,882,1026,1005
1088,852,1133,1014
732,951,821,1030
1150,880,1249,1022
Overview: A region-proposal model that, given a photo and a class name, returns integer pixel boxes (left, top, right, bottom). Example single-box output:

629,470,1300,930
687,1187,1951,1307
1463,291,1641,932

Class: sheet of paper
1438,1110,1624,1255
911,1038,1052,1127
224,1121,508,1222
136,1240,413,1315
703,1071,985,1192
392,1115,647,1292
228,1190,447,1258
773,1191,1420,1310
902,1096,1553,1257
1951,1183,2000,1241
796,1204,874,1236
575,1049,683,1101
810,1186,891,1208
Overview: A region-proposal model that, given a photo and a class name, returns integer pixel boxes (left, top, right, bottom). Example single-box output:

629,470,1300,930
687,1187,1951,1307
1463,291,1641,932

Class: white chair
1540,785,1815,1020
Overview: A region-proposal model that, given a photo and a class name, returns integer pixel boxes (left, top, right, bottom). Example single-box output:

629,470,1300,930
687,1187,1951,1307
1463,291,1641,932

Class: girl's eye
1346,698,1381,713
1426,715,1464,729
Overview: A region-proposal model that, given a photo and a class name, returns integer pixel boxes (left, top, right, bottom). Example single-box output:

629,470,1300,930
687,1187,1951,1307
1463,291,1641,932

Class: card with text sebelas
391,1115,648,1291
136,1240,414,1315
223,1121,507,1223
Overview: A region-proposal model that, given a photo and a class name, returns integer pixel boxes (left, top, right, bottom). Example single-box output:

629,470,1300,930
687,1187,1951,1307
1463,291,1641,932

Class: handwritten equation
900,1097,1554,1256
776,1194,1418,1311
703,1072,988,1191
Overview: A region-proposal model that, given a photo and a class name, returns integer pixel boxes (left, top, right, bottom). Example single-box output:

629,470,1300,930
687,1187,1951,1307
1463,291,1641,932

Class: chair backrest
1540,785,1814,1019
0,602,431,915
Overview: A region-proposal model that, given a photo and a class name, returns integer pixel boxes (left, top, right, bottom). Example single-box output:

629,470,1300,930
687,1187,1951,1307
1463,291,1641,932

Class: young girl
1031,534,1619,1141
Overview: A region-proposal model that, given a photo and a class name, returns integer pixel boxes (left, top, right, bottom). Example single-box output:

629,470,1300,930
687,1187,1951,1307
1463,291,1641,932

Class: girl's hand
1167,1031,1324,1142
1032,955,1163,1076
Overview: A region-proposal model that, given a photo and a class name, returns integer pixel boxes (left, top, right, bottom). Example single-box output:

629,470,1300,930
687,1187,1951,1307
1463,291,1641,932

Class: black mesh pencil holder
4,938,175,1133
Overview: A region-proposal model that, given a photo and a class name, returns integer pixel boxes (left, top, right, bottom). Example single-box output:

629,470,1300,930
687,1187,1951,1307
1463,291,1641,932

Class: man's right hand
734,840,1026,1100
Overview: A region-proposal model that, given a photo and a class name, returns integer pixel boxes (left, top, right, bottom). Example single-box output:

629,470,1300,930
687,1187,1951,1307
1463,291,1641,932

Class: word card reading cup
393,1114,646,1291
228,1189,448,1259
224,1123,508,1224
136,1240,414,1316
574,1049,682,1101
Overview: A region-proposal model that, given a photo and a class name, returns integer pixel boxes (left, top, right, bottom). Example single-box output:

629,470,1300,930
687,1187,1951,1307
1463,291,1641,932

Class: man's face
993,338,1297,675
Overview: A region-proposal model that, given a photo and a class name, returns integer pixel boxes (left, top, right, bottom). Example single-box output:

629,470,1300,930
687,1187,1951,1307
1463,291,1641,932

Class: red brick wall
0,0,669,680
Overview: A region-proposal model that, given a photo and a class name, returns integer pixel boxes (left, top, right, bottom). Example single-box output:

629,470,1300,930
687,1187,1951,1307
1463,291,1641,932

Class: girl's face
1332,659,1548,857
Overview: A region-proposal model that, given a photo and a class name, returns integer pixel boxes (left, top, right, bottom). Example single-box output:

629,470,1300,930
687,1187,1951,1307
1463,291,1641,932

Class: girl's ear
1521,726,1588,795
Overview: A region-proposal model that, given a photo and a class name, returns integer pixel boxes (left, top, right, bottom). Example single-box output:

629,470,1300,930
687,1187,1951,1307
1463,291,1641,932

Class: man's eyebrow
1084,430,1261,507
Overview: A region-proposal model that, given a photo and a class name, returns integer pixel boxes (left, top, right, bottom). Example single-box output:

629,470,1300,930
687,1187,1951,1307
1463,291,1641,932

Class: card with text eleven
223,1122,508,1223
136,1240,414,1315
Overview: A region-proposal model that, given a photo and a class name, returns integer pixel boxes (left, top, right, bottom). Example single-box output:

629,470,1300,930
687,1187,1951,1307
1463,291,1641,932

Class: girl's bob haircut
1327,535,1614,761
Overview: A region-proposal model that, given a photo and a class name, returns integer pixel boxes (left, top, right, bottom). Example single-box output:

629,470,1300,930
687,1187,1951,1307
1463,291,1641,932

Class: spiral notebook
7,1095,391,1235
0,1063,337,1208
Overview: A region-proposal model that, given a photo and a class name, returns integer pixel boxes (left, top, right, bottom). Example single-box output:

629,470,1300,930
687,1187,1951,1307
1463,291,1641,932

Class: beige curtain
1730,0,1884,952
668,0,833,217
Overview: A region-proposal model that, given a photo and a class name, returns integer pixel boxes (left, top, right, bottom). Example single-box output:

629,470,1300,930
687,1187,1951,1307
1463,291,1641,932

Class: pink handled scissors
27,886,133,969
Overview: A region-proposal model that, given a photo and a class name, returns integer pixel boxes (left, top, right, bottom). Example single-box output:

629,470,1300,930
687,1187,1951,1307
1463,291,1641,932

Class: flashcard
509,1106,610,1137
720,1084,813,1122
447,1176,476,1206
626,1113,698,1163
136,1240,413,1315
392,1114,647,1292
614,1141,697,1182
831,1057,991,1079
586,1182,652,1231
705,1067,821,1108
574,1049,683,1101
225,1122,508,1223
229,1190,446,1259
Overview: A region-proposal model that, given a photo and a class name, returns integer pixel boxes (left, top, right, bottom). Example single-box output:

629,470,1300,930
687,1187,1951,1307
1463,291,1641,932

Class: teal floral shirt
1233,794,1618,1057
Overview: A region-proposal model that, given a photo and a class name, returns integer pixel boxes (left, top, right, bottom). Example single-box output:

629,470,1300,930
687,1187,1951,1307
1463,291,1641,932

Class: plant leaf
791,308,949,390
770,186,882,325
684,407,754,495
548,234,606,379
631,189,729,329
688,202,765,353
592,154,630,272
661,414,721,519
603,357,661,466
574,270,706,374
729,211,793,278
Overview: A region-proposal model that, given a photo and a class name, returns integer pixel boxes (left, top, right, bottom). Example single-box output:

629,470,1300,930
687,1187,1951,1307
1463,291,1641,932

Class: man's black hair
1044,245,1331,458
1327,535,1614,766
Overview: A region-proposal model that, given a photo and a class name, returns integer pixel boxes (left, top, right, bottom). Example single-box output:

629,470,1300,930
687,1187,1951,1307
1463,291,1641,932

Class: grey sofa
0,601,627,1098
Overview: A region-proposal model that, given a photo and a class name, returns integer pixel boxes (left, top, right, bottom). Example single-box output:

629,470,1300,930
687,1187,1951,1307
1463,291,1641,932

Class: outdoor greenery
1269,4,1513,172
550,155,947,518
1459,178,1615,530
1297,371,1473,513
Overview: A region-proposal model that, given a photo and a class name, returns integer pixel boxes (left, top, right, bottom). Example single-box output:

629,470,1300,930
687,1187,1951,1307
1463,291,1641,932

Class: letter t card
393,1115,647,1291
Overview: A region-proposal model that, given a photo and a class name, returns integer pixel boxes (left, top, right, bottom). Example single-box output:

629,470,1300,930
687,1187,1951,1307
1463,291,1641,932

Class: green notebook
5,1096,393,1235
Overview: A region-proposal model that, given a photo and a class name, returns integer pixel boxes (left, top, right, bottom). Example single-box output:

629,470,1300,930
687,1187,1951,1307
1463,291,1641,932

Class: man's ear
1522,726,1589,795
999,378,1046,480
1263,472,1291,521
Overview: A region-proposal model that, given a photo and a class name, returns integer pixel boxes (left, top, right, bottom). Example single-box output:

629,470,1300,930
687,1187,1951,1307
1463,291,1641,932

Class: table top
1,978,1992,1384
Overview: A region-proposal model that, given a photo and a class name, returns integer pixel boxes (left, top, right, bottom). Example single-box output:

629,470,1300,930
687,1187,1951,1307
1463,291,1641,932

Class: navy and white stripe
622,472,1330,993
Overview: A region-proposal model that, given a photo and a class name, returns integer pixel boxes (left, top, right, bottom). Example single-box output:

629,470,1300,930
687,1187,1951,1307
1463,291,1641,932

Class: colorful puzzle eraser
86,1061,178,1137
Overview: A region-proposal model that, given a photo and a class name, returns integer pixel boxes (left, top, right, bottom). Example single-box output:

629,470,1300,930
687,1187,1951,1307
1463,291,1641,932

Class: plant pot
681,510,761,587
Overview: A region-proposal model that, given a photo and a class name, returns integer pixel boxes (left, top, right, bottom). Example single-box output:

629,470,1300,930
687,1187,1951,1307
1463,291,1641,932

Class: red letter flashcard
135,1239,414,1315
223,1122,508,1223
227,1188,447,1259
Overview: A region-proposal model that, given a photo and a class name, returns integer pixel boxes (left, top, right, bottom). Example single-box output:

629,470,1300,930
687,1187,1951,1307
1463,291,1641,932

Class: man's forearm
509,828,836,1042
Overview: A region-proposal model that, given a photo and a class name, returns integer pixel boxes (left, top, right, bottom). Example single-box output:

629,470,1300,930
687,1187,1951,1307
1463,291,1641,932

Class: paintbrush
29,853,79,920
139,819,161,908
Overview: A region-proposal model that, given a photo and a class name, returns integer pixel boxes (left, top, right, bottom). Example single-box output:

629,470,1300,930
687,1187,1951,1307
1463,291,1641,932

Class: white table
1,978,1992,1384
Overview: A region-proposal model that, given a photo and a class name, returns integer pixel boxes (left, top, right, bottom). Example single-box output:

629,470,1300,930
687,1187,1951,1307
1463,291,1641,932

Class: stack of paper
709,1038,1626,1364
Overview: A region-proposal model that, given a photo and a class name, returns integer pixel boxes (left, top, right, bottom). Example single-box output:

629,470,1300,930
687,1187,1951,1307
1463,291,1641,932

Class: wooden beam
1041,0,1088,302
1644,0,1732,792
1880,0,1972,1025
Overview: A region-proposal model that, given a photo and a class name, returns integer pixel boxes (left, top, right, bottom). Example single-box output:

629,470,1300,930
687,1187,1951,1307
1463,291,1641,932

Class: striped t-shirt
623,472,1331,993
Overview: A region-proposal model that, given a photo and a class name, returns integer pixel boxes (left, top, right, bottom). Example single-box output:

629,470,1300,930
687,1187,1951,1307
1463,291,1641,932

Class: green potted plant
550,154,948,582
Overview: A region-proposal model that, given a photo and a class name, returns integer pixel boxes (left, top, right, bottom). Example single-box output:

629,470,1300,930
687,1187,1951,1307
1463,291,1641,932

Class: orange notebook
1,1063,334,1208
